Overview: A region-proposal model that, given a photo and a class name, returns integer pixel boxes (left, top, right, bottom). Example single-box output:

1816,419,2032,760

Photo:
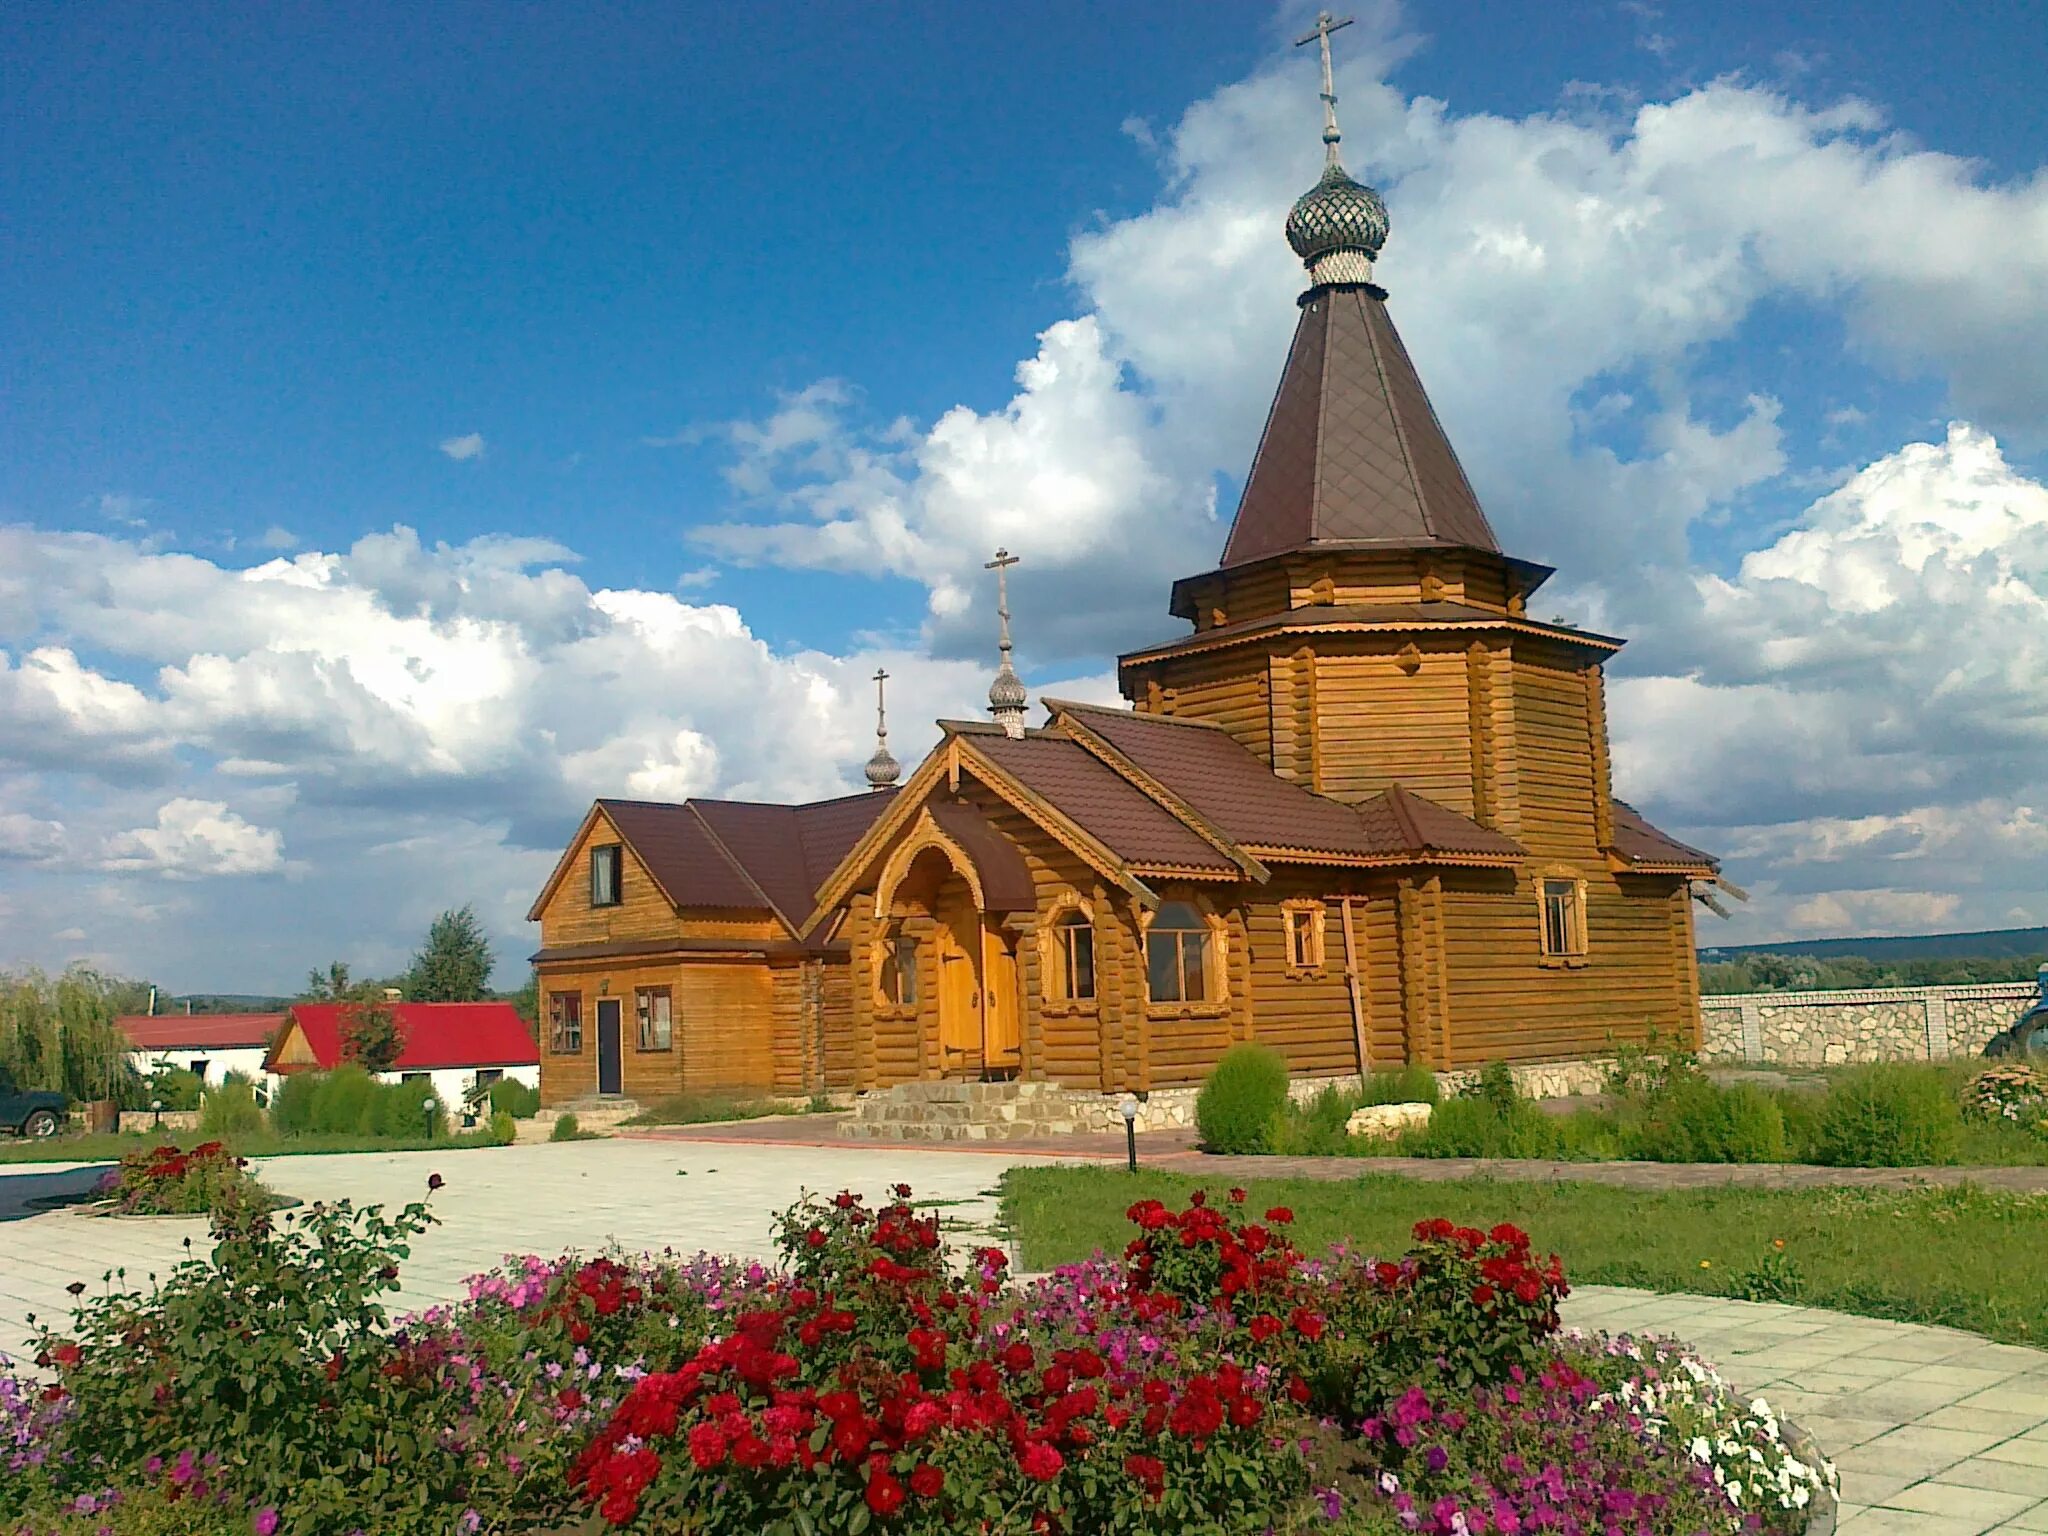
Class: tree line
1700,952,2048,995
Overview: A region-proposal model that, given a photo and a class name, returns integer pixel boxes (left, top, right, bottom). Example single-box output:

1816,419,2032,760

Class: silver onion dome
864,741,901,789
1286,161,1389,287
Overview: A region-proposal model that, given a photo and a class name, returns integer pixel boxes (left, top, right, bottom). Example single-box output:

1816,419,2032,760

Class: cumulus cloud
0,812,65,863
438,432,486,462
100,798,285,879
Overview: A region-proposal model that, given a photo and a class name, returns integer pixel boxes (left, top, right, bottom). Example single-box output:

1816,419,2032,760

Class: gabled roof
953,725,1240,875
525,789,898,937
1050,701,1524,865
1220,285,1497,569
269,1002,538,1074
119,1013,285,1052
1611,802,1720,873
925,799,1038,912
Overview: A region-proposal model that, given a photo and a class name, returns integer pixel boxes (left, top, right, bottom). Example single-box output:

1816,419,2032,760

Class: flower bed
4,1180,1834,1536
94,1141,268,1220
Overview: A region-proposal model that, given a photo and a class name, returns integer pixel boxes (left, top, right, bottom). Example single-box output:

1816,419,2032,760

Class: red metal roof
1612,802,1719,872
119,1013,285,1052
271,1002,538,1073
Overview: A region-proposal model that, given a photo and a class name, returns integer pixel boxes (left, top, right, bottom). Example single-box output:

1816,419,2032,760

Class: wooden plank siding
1313,647,1476,813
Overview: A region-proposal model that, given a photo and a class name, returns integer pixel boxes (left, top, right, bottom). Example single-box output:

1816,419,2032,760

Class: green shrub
1812,1063,1962,1167
310,1064,377,1135
486,1077,541,1119
141,1067,205,1113
1403,1094,1560,1158
488,1110,518,1146
550,1112,582,1142
1271,1082,1357,1156
1360,1062,1439,1105
1775,1087,1825,1160
1627,1078,1786,1164
376,1079,445,1141
1194,1043,1291,1153
196,1076,264,1141
269,1071,320,1135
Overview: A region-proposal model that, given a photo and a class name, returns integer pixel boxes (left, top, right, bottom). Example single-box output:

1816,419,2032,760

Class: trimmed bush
550,1112,583,1142
486,1077,541,1119
196,1076,264,1141
1812,1063,1961,1167
376,1078,445,1141
141,1067,205,1113
488,1110,518,1146
311,1065,377,1135
1194,1043,1291,1154
269,1071,319,1135
1404,1093,1561,1158
1360,1062,1440,1106
1627,1078,1786,1164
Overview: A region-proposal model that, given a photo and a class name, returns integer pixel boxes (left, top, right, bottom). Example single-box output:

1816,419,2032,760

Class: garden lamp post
1119,1094,1139,1173
424,1096,435,1143
151,1098,162,1130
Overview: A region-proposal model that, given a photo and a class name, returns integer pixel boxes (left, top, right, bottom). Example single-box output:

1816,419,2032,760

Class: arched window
1049,909,1096,1001
878,925,919,1007
1146,902,1210,1004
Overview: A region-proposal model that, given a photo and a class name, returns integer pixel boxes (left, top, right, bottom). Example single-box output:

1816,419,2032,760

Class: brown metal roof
925,799,1037,912
597,798,765,910
958,727,1240,873
1053,702,1524,863
530,935,831,964
1612,801,1719,872
1124,601,1622,666
1220,285,1498,568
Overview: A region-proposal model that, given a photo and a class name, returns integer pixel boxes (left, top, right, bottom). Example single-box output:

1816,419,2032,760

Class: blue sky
4,2,2048,989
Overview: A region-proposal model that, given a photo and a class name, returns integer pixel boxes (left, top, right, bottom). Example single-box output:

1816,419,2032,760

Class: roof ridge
1356,289,1433,542
1043,697,1235,733
685,804,796,934
1380,783,1427,849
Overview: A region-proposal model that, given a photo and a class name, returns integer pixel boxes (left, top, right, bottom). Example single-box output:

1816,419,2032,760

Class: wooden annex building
527,72,1719,1108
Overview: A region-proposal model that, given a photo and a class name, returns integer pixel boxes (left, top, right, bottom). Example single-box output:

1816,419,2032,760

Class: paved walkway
7,1141,2048,1531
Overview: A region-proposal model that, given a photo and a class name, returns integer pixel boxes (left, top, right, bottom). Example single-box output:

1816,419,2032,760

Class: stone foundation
1699,983,2037,1067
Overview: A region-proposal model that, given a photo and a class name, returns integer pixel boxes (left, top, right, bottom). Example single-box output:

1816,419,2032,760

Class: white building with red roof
264,1001,540,1113
118,1012,287,1092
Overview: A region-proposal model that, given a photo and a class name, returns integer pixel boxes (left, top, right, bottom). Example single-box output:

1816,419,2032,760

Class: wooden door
596,999,623,1096
982,921,1022,1074
936,900,982,1072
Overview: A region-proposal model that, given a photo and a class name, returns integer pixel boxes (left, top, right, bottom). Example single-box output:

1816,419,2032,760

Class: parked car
1983,967,2048,1059
0,1067,69,1139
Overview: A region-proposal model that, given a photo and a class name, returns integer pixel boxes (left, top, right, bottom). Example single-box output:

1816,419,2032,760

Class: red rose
1124,1453,1166,1498
909,1464,944,1499
1264,1206,1294,1225
1000,1341,1034,1375
865,1468,906,1516
1018,1441,1064,1482
1290,1308,1325,1341
1227,1187,1247,1203
687,1423,728,1469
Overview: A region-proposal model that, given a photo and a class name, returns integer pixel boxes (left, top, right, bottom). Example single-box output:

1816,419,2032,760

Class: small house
264,1001,540,1112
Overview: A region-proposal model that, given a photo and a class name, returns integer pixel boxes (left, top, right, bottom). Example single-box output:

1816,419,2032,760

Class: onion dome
864,741,900,789
1286,161,1390,287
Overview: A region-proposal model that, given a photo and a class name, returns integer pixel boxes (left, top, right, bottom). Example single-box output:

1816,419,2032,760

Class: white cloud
1783,888,1963,936
255,526,298,551
95,493,152,528
100,798,285,879
438,432,486,462
0,812,65,862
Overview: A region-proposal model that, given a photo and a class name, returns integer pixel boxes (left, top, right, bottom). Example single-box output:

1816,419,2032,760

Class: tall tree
405,906,495,1002
338,999,405,1074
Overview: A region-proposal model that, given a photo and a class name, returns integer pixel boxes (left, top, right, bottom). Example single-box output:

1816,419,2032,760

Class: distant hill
160,993,293,1014
1699,927,2048,963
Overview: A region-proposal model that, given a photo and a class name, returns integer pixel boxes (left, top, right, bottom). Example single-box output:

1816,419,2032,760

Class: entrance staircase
839,1081,1087,1143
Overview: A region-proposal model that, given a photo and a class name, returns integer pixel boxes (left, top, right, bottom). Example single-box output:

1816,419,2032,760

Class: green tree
404,905,495,1002
338,998,405,1074
304,960,361,1002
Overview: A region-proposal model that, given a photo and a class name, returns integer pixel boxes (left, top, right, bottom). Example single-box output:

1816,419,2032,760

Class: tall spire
1286,12,1390,289
864,667,900,789
984,548,1027,739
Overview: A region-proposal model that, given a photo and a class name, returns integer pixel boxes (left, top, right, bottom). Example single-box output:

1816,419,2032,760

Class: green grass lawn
0,1127,505,1165
1001,1165,2048,1347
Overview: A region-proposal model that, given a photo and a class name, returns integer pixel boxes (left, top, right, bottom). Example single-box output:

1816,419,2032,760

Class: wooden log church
527,26,1719,1106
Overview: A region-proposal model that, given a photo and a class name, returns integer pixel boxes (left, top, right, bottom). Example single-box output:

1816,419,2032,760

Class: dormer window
590,843,623,907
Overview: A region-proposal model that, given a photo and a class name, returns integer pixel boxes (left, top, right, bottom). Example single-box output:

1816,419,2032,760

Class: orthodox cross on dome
864,667,900,789
1295,11,1354,167
984,548,1028,739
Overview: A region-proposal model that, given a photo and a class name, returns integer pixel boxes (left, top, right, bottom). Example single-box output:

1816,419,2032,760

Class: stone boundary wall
1698,983,2037,1067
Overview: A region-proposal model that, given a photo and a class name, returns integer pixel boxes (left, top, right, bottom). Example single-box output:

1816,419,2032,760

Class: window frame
1049,907,1097,1003
1536,873,1590,965
590,843,623,908
547,990,585,1054
634,985,674,1052
876,924,919,1010
1282,900,1327,975
1144,900,1217,1008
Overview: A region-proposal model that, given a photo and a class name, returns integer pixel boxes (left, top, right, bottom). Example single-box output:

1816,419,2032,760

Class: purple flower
254,1509,280,1536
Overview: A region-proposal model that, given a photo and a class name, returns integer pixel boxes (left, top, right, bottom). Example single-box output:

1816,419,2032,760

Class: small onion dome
1285,161,1390,286
988,660,1027,713
864,741,901,788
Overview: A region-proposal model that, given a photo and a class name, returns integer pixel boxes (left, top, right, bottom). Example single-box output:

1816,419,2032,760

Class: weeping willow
0,966,141,1103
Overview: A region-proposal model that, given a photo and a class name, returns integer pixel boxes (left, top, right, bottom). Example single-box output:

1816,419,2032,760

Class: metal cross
985,548,1020,663
871,667,890,740
1295,10,1354,165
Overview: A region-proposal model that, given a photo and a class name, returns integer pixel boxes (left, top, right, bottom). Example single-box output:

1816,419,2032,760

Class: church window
635,986,673,1051
590,844,623,907
1050,909,1096,1001
547,991,583,1054
879,927,919,1008
1540,879,1587,959
1146,902,1210,1004
1285,903,1325,971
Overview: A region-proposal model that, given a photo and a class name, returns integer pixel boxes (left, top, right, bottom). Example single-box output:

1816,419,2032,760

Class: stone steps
840,1081,1095,1143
